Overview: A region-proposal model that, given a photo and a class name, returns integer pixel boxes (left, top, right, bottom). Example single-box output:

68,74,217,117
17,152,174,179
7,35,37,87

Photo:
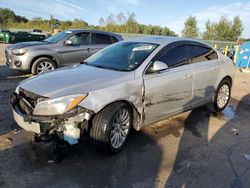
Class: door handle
86,48,91,52
183,74,192,79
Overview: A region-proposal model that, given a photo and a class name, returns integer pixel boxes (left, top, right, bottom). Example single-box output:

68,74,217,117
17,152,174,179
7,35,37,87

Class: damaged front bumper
11,92,93,144
13,104,41,133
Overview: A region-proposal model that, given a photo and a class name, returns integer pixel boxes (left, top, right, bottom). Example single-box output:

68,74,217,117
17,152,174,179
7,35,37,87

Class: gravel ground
0,46,250,187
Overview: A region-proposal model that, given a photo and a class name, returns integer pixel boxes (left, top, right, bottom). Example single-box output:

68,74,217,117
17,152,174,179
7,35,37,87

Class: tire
31,57,56,75
90,102,132,153
210,78,231,112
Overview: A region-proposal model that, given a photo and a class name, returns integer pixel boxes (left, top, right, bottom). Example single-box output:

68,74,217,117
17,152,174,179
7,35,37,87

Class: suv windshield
85,42,158,71
44,31,71,43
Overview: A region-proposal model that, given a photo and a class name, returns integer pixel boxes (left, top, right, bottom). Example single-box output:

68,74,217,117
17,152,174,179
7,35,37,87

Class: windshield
44,31,71,43
85,42,158,71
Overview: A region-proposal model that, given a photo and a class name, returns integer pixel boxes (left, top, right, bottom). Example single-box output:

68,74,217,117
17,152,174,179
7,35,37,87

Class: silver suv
11,37,235,153
5,30,123,75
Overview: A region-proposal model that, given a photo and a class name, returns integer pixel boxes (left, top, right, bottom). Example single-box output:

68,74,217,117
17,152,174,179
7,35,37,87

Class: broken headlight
33,94,88,116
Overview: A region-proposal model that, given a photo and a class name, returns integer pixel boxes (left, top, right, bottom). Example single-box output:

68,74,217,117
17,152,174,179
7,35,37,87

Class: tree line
0,8,28,26
98,12,177,36
0,8,245,41
182,16,244,41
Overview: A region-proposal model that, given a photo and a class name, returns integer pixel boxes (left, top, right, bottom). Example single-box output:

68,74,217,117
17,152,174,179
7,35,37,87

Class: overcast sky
1,0,250,37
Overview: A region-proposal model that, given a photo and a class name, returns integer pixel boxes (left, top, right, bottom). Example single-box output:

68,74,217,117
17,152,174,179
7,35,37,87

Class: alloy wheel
37,61,55,74
110,108,130,149
217,84,230,109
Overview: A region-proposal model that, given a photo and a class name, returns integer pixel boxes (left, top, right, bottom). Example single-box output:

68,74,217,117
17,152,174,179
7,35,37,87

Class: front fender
79,79,144,129
27,49,62,68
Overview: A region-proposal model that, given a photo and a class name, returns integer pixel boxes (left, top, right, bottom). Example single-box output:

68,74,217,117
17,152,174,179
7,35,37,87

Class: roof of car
66,29,122,37
126,36,211,47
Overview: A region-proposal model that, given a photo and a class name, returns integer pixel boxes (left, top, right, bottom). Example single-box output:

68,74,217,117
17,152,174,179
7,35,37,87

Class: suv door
188,43,220,107
90,33,113,54
143,43,193,124
59,32,91,66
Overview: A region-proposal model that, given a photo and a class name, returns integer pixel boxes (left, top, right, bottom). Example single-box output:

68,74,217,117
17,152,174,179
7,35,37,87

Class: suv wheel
90,102,132,153
31,57,56,75
210,78,231,112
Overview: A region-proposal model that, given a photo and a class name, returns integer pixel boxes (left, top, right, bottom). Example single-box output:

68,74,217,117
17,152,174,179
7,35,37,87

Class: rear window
190,45,218,63
92,33,112,44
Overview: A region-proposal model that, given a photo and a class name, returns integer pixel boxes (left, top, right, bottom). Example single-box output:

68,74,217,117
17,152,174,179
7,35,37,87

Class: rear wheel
31,57,56,75
210,78,231,112
90,102,132,153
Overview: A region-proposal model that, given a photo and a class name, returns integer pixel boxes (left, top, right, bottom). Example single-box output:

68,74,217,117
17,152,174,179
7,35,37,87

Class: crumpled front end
11,87,93,145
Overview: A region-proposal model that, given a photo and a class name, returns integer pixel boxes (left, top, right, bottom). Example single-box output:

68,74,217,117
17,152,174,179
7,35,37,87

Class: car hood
9,41,50,49
19,64,134,98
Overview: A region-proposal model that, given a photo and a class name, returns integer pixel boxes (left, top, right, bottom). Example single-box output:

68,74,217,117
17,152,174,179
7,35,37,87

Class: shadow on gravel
165,94,250,188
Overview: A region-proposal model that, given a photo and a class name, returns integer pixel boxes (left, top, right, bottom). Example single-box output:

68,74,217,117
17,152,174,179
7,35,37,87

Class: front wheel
211,78,231,112
90,102,132,153
31,57,56,75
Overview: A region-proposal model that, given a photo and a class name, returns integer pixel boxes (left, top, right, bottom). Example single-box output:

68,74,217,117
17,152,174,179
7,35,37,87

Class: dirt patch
0,44,8,64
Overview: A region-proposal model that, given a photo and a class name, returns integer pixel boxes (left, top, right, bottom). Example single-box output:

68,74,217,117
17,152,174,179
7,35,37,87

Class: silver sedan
11,37,235,153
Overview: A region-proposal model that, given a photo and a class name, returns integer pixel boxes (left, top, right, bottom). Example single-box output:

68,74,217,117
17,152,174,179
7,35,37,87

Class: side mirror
151,61,168,73
64,39,72,46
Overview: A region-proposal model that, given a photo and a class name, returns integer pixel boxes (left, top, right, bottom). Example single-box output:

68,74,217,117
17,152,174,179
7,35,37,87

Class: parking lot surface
0,49,250,187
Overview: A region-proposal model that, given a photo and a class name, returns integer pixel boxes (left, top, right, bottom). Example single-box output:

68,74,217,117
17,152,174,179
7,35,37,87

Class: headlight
11,48,27,56
33,94,88,116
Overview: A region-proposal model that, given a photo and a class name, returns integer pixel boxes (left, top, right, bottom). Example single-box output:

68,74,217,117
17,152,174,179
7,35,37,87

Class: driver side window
157,45,189,68
68,32,90,45
146,44,190,74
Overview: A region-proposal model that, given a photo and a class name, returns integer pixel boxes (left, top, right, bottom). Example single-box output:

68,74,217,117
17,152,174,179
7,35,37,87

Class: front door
58,32,92,66
143,44,193,125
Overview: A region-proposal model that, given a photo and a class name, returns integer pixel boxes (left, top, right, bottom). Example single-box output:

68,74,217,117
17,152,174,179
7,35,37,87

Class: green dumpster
0,30,11,43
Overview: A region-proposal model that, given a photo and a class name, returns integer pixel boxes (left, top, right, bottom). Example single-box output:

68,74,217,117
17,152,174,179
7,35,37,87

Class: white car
11,37,235,153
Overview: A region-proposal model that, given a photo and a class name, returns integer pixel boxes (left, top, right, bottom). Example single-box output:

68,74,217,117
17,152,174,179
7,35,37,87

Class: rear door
59,32,92,66
187,43,220,107
143,43,193,124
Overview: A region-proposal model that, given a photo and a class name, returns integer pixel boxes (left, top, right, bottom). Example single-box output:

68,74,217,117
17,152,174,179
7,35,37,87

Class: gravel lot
0,44,250,187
